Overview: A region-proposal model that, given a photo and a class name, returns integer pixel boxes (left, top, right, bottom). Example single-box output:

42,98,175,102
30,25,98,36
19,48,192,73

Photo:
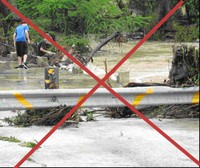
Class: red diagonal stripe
103,86,200,166
1,0,199,167
0,0,102,83
103,0,184,80
14,82,104,168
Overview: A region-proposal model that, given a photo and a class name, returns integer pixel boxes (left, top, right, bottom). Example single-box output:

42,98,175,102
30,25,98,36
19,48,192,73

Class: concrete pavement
0,111,199,167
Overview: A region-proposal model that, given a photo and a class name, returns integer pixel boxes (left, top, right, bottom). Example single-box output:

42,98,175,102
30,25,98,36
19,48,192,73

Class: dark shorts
16,41,28,57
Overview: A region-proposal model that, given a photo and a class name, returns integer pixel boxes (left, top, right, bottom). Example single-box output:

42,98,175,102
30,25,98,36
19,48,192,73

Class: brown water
0,41,198,90
0,64,98,90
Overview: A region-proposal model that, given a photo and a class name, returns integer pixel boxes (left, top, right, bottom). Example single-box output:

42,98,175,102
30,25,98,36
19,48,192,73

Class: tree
0,1,10,38
0,1,19,40
156,0,173,30
14,0,150,36
184,0,199,24
128,0,156,16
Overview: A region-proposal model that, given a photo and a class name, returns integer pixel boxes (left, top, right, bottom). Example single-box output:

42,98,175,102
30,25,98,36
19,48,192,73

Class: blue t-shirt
15,24,29,42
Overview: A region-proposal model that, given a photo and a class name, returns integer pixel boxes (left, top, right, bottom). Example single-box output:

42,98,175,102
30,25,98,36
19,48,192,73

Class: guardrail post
117,71,129,85
45,67,59,89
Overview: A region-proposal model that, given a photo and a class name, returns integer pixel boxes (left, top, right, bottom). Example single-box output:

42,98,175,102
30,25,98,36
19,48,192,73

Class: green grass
19,141,37,148
0,135,38,148
0,136,21,143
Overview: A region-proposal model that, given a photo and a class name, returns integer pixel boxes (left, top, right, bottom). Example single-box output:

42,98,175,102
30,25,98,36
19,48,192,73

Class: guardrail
0,86,199,110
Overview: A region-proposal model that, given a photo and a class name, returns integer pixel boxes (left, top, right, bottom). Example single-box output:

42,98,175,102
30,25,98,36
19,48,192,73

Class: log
86,31,120,62
125,82,169,87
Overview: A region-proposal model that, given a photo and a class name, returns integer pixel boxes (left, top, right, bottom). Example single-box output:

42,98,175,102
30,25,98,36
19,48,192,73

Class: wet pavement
0,41,199,167
0,61,100,90
0,111,199,167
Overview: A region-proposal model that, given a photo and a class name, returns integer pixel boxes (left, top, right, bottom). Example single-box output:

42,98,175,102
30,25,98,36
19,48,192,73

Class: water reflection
17,69,28,84
3,41,195,90
0,61,104,90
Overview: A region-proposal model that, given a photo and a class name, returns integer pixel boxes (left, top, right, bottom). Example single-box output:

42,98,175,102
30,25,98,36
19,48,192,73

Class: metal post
118,71,129,85
45,67,59,89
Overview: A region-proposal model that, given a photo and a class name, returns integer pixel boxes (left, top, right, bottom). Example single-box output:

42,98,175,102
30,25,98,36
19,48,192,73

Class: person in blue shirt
13,19,30,69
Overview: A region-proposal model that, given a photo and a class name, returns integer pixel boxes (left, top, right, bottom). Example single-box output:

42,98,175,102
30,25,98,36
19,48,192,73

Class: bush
58,35,89,53
173,23,199,42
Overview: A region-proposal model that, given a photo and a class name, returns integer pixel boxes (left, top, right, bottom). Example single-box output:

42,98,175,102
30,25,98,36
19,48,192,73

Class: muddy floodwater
0,41,175,90
0,41,199,167
0,41,199,90
0,63,98,90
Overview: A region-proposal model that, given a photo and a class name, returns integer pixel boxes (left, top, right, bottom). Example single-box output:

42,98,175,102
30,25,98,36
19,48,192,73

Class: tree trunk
185,3,192,24
50,11,56,30
64,9,69,35
156,0,173,30
87,31,120,62
116,0,126,10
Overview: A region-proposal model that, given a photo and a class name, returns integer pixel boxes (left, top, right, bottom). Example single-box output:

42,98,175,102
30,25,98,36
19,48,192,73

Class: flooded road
0,62,98,90
0,41,199,167
0,41,199,90
0,41,175,90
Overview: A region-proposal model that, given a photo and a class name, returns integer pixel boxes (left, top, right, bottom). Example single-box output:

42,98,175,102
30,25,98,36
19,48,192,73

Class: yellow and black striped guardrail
0,86,199,111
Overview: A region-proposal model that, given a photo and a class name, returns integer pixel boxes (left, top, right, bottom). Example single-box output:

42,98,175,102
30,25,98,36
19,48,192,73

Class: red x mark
1,0,199,167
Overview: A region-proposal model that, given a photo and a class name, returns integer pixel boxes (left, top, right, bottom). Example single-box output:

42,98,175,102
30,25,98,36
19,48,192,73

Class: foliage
13,0,151,36
0,135,38,148
19,140,38,148
0,136,21,143
128,0,157,16
173,23,199,42
86,111,95,121
15,0,41,18
184,0,199,24
58,35,89,53
3,106,81,127
1,0,199,43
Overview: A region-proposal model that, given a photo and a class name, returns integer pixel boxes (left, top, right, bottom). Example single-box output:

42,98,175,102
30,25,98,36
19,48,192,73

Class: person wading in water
13,19,30,69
